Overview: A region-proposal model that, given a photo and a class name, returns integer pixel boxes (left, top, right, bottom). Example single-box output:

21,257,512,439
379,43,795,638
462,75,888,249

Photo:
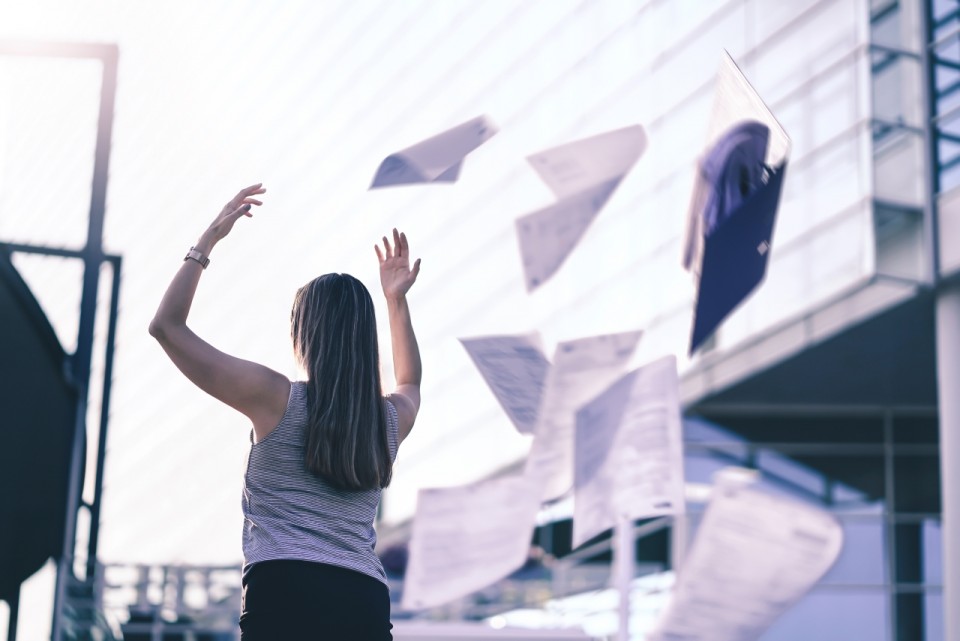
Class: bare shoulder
251,372,293,443
385,384,419,444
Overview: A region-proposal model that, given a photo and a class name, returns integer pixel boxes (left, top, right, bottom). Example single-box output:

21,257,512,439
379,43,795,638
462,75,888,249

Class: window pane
894,454,941,513
760,589,890,641
823,513,888,585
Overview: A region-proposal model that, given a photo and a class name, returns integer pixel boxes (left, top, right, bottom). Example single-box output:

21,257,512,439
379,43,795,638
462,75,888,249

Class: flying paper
525,330,642,502
572,355,685,548
682,52,791,354
648,469,843,641
401,475,541,610
370,115,498,188
460,333,550,435
517,126,646,291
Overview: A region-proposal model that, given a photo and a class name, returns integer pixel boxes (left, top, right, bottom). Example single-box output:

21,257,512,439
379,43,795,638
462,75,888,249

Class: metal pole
85,257,121,580
883,410,899,638
52,397,88,640
7,588,20,641
921,0,958,637
936,282,960,641
670,514,688,573
614,513,633,641
51,43,118,641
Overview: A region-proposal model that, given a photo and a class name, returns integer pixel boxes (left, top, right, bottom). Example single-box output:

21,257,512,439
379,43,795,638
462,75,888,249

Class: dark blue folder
690,161,787,354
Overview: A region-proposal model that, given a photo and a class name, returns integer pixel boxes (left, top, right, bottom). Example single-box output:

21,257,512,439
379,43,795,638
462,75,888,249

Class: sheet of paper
682,51,790,276
527,125,647,200
401,475,541,610
708,52,789,167
370,115,498,188
517,125,646,291
572,355,685,548
516,179,621,292
524,330,642,502
460,333,550,435
648,471,844,641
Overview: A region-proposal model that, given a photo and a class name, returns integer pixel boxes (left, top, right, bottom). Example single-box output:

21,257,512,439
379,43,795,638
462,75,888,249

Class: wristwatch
184,246,210,269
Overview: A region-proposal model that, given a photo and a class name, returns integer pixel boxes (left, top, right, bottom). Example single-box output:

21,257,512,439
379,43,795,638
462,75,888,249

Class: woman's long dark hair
290,273,392,491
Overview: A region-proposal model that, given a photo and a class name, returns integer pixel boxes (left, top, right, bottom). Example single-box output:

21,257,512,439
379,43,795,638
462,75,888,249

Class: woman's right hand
203,183,266,245
375,228,421,301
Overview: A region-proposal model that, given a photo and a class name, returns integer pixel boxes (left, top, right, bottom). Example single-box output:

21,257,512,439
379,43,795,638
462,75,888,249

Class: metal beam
85,256,121,581
923,0,957,637
6,585,19,641
691,403,938,418
0,242,121,263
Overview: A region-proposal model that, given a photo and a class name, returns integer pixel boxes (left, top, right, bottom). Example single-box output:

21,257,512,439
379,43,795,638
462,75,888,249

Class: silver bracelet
183,246,210,269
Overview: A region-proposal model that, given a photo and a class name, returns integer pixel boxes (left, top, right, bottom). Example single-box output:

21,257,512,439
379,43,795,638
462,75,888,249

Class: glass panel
757,449,828,498
810,62,862,153
822,513,888,585
937,109,960,190
753,57,862,168
748,0,824,46
648,1,747,119
750,0,861,106
894,454,942,513
643,91,712,185
872,53,924,127
896,592,927,640
683,450,753,485
647,0,744,68
698,416,885,444
923,519,943,584
871,0,923,52
893,415,940,444
874,129,927,206
925,591,944,641
874,203,926,281
759,589,890,641
804,131,870,228
895,522,926,583
766,122,868,252
807,205,876,301
792,453,887,507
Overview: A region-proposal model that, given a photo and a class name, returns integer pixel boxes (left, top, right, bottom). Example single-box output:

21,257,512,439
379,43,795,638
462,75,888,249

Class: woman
149,184,421,639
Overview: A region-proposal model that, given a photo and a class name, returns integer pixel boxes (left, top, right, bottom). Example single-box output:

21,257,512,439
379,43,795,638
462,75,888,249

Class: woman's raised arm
375,228,422,443
149,184,290,436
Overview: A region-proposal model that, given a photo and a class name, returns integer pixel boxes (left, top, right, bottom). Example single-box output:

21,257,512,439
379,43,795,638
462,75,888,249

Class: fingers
229,203,253,219
240,183,266,196
227,183,266,209
412,257,421,279
378,230,413,266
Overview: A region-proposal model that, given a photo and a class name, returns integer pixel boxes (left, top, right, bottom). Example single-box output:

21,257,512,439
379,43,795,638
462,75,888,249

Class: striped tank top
241,381,399,584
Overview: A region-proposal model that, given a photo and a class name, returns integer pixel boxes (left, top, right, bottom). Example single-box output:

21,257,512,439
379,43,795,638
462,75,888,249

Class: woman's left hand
205,183,266,243
376,228,421,301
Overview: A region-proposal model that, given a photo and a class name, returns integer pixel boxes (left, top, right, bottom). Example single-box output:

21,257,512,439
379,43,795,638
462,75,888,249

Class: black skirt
239,559,393,640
